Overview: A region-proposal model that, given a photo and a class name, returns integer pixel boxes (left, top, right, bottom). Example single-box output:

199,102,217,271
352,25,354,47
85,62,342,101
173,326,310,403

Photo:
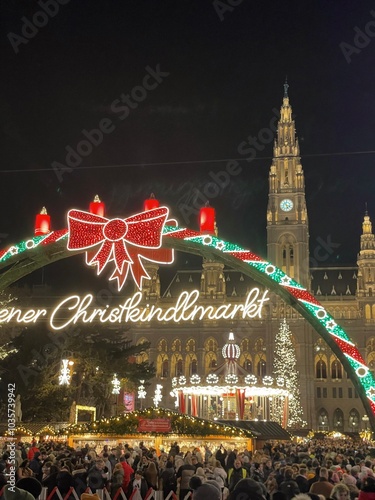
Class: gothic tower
357,211,375,307
266,83,309,288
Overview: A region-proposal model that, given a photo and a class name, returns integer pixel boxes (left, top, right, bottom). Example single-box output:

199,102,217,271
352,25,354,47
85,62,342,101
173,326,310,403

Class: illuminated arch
1,222,375,432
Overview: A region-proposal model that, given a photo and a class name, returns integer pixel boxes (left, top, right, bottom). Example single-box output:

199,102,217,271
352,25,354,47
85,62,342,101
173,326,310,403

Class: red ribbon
67,207,173,290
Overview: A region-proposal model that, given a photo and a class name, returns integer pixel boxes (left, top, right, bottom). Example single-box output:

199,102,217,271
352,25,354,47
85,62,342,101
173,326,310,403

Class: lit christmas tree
272,318,307,428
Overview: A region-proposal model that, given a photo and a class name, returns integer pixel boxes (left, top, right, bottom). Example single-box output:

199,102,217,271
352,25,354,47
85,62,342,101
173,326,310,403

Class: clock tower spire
266,85,309,288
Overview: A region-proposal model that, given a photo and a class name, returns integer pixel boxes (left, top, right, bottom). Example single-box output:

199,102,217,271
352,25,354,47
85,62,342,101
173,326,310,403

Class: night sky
1,0,375,290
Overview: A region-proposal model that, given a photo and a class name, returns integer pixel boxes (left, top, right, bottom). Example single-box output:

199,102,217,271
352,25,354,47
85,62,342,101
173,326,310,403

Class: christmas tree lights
272,319,307,428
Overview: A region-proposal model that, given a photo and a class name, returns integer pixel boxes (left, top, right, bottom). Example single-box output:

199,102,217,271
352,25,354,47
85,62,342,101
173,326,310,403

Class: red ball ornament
89,195,105,217
35,207,51,236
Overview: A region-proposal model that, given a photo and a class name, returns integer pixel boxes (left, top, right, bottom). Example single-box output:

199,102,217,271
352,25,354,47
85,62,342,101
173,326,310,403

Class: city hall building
127,87,375,433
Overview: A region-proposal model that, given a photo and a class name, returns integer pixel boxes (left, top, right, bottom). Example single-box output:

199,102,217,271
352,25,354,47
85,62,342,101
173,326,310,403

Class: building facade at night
129,87,375,433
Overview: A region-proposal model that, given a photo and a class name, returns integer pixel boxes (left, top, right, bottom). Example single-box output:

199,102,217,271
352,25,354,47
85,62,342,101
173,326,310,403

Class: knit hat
193,483,221,500
16,478,42,499
230,478,265,500
3,485,34,500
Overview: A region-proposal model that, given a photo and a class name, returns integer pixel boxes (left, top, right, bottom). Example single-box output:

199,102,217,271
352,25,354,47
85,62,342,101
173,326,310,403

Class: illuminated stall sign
0,287,269,329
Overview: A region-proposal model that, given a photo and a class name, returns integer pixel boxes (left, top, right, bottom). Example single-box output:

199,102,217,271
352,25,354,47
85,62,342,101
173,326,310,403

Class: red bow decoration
67,207,174,290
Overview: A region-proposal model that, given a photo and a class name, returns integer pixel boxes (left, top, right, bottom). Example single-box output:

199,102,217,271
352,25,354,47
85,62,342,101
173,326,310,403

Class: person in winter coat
280,468,300,500
160,460,177,498
110,463,124,495
227,459,248,492
358,476,375,500
212,460,227,494
128,470,149,499
144,461,158,490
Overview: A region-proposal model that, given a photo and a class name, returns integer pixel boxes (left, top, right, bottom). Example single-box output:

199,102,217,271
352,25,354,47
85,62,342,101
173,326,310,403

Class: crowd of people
1,438,375,500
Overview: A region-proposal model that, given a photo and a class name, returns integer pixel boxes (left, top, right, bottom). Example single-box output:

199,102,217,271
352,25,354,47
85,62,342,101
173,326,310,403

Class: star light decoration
111,374,121,395
153,384,163,407
58,359,71,386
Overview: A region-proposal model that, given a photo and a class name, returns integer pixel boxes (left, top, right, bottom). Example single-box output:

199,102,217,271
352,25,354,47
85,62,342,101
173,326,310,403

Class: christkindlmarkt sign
0,288,269,329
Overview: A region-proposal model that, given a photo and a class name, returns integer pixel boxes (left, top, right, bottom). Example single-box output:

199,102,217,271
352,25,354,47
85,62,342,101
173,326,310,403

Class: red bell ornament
199,203,216,234
89,195,105,217
144,193,160,211
35,207,51,236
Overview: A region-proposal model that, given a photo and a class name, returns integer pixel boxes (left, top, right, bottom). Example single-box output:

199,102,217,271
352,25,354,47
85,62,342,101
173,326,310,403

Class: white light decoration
172,377,178,387
190,374,201,385
222,331,241,359
276,377,285,387
0,288,269,329
58,359,71,385
170,389,179,408
111,373,121,395
138,380,147,400
225,374,239,384
245,374,257,385
206,373,219,384
178,376,186,385
263,375,274,386
153,384,163,407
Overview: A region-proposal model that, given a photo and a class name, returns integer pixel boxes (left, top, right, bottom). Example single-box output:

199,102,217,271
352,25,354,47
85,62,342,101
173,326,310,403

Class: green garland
63,407,253,438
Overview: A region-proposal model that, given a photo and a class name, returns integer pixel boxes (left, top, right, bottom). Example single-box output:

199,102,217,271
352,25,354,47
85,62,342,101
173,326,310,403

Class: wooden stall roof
219,420,291,440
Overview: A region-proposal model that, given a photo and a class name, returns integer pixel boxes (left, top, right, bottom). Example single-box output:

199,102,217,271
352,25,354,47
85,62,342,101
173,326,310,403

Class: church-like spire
357,210,375,298
267,84,309,289
284,76,289,98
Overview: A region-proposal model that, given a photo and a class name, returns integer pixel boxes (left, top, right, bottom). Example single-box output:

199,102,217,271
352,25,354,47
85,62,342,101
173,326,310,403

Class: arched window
333,408,344,431
176,359,183,377
243,359,253,373
186,338,195,352
316,359,327,379
162,359,169,378
191,359,197,375
256,358,266,377
349,409,360,432
204,337,218,374
331,358,342,379
318,409,329,431
157,339,167,352
171,339,182,353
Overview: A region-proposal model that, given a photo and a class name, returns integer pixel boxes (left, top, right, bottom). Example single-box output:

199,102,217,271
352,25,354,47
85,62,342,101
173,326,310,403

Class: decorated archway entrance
1,202,375,433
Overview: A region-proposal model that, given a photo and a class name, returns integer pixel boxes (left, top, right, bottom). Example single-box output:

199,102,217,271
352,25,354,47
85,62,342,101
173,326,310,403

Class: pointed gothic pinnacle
284,76,289,98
